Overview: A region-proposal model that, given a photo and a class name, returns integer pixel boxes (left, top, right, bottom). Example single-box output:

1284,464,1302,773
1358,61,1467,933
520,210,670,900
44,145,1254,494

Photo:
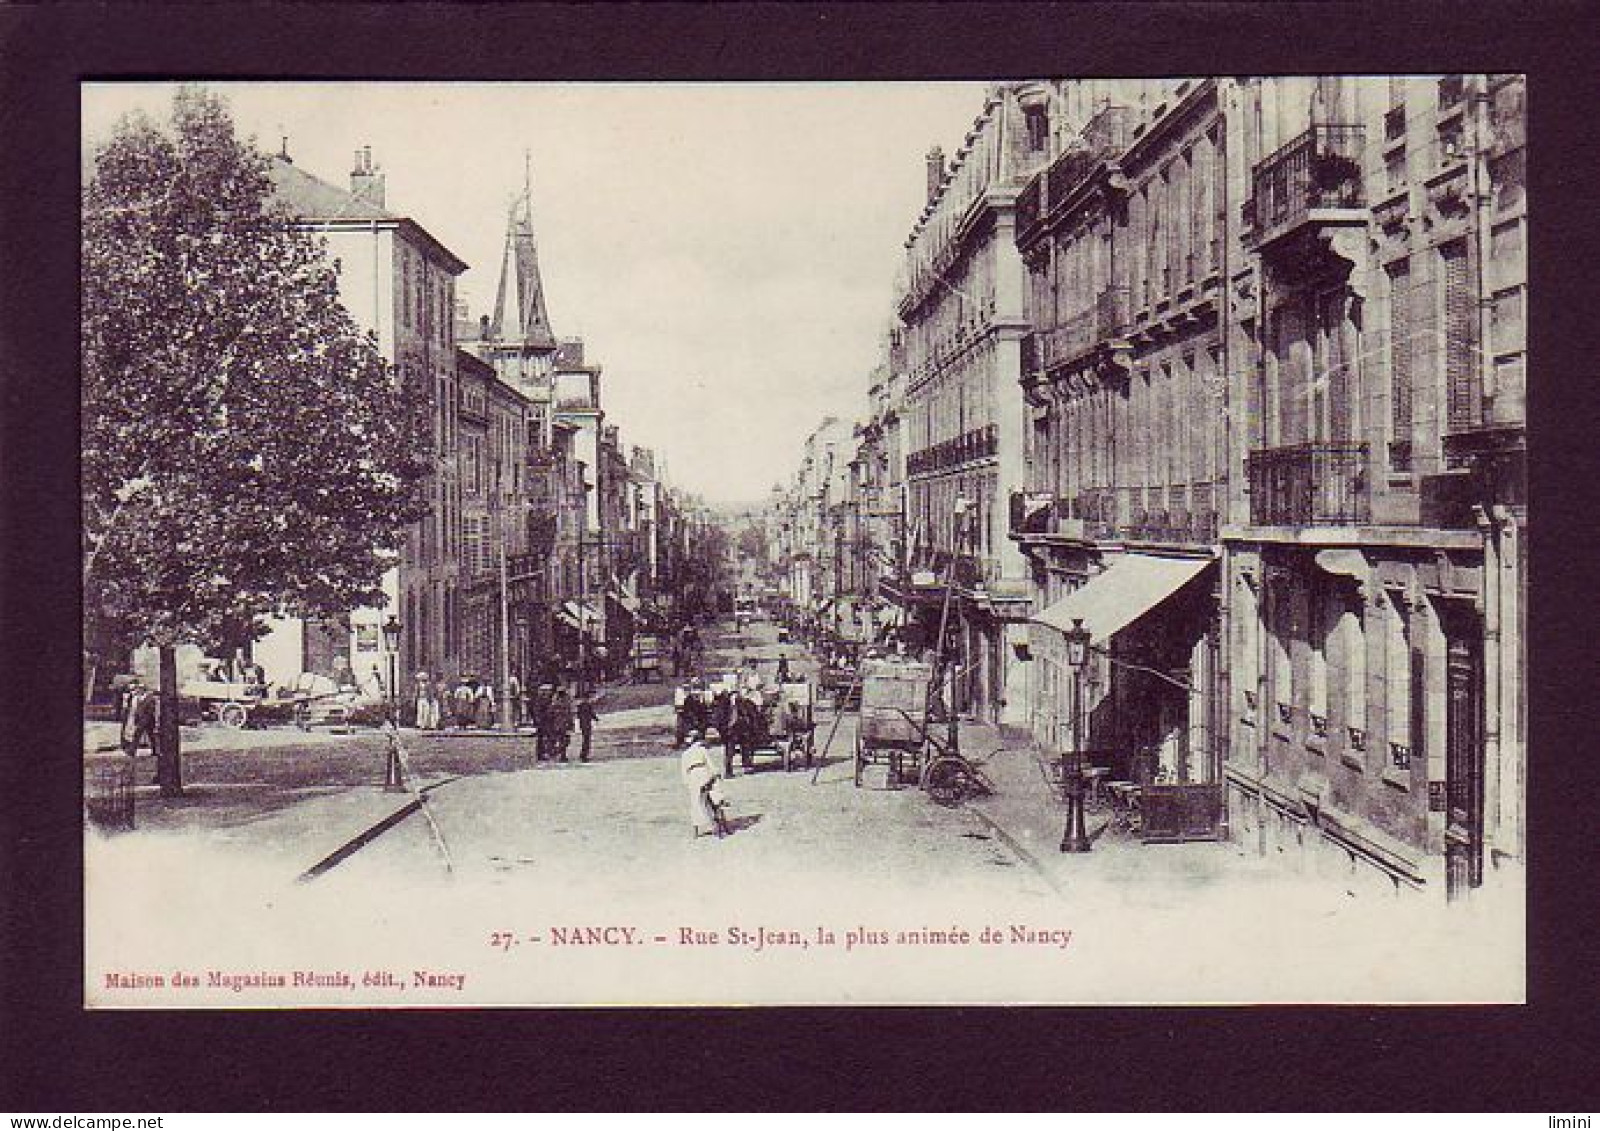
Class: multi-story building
1224,75,1525,899
775,417,853,635
885,82,1056,727
1015,78,1231,832
1010,76,1524,899
454,346,533,695
258,147,468,694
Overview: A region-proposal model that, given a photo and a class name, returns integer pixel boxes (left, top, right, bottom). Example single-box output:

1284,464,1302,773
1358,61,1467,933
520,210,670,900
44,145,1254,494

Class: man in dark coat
547,688,574,763
532,681,556,761
119,677,158,757
575,693,598,763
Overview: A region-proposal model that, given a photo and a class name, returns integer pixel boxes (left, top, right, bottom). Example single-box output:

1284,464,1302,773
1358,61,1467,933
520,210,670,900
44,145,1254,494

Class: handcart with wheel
773,678,816,770
854,658,934,788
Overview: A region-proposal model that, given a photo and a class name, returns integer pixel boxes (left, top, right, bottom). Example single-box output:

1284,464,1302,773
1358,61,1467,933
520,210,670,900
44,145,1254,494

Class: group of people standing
409,670,598,763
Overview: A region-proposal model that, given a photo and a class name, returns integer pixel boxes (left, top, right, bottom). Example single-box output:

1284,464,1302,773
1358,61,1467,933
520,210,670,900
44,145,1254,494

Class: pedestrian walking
119,677,158,757
413,671,441,731
679,732,728,839
507,671,523,728
531,681,556,761
548,687,574,762
575,692,598,762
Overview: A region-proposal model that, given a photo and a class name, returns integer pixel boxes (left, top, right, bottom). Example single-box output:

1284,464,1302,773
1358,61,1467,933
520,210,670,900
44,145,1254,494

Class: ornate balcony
1017,177,1044,245
1244,124,1367,252
1036,286,1132,376
1245,441,1371,527
907,425,999,477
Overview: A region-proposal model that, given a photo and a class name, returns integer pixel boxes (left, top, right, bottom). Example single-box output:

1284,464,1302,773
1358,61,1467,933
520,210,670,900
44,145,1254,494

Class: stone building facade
1007,75,1525,898
1223,75,1526,899
886,82,1054,727
1015,79,1230,819
259,148,467,696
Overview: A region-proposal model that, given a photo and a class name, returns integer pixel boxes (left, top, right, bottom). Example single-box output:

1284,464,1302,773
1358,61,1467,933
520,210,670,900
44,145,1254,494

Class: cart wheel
218,702,248,730
924,757,971,807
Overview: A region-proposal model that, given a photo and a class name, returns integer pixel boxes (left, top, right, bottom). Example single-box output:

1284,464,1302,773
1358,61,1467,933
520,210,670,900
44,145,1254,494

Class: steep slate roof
267,158,398,222
267,156,468,275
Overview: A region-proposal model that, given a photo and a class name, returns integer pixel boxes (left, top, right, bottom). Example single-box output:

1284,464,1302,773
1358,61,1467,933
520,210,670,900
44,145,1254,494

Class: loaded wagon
854,658,934,788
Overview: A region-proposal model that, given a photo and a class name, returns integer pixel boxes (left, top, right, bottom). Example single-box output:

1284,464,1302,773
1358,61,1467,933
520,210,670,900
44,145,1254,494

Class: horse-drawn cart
854,658,934,788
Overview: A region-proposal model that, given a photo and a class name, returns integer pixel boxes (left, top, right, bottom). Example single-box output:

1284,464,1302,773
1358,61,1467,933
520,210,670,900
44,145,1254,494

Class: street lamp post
381,614,404,792
1060,616,1092,853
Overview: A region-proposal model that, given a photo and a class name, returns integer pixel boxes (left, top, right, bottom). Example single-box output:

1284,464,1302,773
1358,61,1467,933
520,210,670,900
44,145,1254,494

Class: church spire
488,150,557,350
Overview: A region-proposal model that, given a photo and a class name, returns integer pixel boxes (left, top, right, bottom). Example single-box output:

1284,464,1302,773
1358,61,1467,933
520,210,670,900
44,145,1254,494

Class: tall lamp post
381,614,404,791
1060,616,1092,853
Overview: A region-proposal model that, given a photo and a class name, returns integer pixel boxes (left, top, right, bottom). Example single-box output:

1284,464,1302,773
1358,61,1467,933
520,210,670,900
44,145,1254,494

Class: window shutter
1442,239,1478,431
1387,260,1413,467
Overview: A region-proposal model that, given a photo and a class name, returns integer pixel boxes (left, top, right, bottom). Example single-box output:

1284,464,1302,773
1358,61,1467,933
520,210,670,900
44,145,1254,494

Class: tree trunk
155,644,184,797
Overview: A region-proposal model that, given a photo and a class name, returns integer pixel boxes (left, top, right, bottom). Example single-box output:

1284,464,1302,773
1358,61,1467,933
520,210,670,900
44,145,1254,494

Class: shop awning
1032,554,1213,645
610,589,642,616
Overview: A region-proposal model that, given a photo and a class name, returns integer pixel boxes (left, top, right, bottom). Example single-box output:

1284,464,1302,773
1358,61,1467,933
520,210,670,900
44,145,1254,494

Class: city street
85,617,1521,1007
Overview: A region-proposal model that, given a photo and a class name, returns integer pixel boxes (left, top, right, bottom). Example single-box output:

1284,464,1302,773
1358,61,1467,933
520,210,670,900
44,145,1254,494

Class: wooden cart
854,659,934,788
773,678,816,770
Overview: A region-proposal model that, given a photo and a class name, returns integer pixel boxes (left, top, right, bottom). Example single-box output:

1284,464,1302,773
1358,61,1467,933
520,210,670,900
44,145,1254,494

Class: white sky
82,81,987,505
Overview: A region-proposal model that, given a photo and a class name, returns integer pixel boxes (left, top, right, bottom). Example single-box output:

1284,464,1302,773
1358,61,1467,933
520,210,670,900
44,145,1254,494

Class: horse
712,690,771,777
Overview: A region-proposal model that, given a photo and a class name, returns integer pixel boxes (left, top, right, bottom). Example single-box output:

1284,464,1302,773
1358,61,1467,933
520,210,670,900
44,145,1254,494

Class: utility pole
577,516,589,697
494,457,512,730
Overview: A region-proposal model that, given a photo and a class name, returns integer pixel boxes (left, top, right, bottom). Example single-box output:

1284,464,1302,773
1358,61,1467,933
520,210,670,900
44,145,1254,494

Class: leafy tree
82,88,432,796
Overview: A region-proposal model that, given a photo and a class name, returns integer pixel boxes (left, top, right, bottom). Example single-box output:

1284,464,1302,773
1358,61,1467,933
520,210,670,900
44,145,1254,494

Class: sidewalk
950,719,1287,903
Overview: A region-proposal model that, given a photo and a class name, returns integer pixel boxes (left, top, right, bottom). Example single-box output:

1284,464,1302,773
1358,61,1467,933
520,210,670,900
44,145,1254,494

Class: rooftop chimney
925,145,946,202
279,135,292,164
350,146,385,208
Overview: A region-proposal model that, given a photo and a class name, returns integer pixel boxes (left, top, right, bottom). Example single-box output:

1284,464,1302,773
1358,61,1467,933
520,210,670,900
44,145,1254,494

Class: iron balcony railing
1046,148,1103,214
1017,177,1043,242
1081,104,1132,155
907,425,999,476
1036,286,1132,374
1020,331,1041,377
1246,442,1371,526
1248,124,1366,247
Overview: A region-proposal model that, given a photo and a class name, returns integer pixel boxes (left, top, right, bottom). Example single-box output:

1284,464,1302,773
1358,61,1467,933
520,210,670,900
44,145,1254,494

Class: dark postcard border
2,0,1597,1114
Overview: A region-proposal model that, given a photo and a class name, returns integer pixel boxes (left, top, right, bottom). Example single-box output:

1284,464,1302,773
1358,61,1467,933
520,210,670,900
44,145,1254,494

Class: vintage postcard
81,78,1526,1007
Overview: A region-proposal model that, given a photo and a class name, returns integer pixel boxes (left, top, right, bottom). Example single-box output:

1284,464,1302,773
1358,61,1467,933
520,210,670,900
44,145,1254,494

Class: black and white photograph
78,75,1528,1008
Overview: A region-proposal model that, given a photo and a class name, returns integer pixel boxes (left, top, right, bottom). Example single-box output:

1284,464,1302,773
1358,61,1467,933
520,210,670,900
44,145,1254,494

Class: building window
404,592,417,668
1267,578,1293,729
400,252,412,328
1385,592,1413,767
1238,572,1261,725
1341,586,1368,746
1385,147,1407,194
1024,104,1049,152
1441,238,1479,432
1437,73,1465,110
1307,581,1330,741
1386,259,1414,471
